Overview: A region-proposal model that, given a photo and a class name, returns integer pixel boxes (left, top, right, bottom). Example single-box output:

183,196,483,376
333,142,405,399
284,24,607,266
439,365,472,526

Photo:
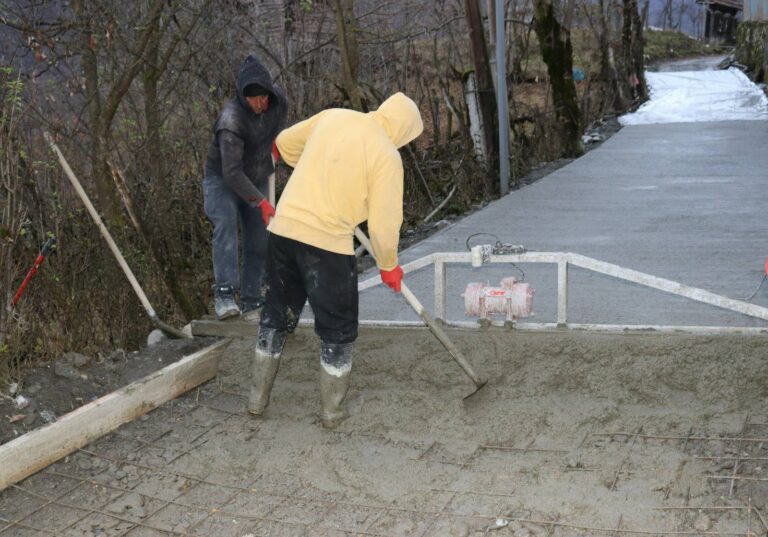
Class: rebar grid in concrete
1,383,503,536
1,384,766,537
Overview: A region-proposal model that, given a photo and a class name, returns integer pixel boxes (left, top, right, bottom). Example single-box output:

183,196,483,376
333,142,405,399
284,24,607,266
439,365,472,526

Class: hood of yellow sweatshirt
369,93,424,148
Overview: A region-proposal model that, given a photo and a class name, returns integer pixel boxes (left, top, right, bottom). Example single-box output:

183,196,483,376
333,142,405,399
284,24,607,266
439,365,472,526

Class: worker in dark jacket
203,55,287,319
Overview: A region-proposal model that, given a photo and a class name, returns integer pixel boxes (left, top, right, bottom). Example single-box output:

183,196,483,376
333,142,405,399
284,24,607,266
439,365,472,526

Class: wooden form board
0,339,230,491
192,319,260,337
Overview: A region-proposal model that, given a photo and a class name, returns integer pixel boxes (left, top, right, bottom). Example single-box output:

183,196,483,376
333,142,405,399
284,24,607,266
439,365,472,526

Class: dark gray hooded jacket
204,55,288,206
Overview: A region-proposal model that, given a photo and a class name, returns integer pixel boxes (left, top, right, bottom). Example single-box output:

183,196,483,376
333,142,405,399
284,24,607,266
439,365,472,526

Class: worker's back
270,92,423,269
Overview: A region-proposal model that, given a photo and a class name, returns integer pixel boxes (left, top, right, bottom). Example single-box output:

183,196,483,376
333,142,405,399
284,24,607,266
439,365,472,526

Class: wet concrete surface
357,119,768,328
3,328,768,536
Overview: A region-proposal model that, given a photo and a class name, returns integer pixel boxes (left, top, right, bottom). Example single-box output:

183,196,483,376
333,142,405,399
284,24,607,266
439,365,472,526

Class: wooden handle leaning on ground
353,227,486,387
44,132,189,339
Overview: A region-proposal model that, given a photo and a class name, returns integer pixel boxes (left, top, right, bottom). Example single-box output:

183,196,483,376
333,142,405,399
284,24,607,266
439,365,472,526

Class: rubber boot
213,284,240,320
240,298,264,322
248,327,287,416
319,342,353,429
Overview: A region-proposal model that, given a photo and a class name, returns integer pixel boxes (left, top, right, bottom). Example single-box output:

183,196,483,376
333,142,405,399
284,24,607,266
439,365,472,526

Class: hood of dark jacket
235,55,278,113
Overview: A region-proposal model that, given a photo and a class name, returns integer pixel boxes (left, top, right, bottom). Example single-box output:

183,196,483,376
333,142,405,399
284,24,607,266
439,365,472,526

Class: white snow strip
620,68,768,125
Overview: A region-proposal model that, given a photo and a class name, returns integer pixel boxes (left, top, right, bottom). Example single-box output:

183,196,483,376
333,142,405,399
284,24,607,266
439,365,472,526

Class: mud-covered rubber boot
213,284,240,320
319,342,353,429
248,327,287,416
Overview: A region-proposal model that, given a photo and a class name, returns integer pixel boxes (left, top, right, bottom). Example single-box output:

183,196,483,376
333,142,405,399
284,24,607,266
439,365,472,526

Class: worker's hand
380,265,404,293
257,199,275,226
271,140,280,164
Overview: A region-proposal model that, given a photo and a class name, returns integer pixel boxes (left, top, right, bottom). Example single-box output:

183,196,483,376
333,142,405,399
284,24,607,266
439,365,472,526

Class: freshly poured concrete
3,328,768,536
358,120,768,328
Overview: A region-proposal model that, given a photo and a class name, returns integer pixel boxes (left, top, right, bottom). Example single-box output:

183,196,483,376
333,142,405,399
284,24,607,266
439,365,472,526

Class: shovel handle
45,132,190,339
400,284,486,386
353,227,486,388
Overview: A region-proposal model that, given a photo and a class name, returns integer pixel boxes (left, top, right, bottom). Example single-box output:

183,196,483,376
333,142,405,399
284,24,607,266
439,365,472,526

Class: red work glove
271,140,280,164
257,199,275,226
380,265,404,293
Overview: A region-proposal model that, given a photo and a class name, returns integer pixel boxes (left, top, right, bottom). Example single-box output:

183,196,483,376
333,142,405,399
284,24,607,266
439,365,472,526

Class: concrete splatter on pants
260,233,358,344
203,174,268,308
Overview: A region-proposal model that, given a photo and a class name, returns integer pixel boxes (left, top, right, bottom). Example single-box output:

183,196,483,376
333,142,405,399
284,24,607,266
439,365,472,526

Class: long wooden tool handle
45,132,189,339
353,227,485,386
400,285,485,385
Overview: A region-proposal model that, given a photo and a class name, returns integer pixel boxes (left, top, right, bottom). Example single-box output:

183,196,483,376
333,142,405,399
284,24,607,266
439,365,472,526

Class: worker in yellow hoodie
248,92,424,429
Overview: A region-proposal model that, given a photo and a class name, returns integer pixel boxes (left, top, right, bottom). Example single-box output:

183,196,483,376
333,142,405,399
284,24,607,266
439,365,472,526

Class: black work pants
259,233,358,344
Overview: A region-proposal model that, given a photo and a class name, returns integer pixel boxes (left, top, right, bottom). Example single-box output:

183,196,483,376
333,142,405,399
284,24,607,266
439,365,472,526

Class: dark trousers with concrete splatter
259,233,358,344
203,175,268,309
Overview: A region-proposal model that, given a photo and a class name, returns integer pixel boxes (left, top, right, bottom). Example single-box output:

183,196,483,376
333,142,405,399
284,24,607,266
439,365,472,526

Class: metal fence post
435,258,446,321
557,257,568,327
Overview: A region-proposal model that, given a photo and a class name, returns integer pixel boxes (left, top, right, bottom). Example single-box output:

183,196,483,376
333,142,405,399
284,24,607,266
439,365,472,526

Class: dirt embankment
0,337,216,446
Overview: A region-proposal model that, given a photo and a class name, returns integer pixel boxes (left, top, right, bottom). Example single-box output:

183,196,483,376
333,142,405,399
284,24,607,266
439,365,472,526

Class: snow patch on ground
620,68,768,125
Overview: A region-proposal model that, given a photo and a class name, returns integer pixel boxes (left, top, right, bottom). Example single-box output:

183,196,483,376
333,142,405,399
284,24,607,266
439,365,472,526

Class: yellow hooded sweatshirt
269,93,424,271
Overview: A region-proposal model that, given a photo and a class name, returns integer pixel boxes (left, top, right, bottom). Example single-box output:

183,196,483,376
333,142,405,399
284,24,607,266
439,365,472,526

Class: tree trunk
70,0,166,225
330,0,365,111
140,12,199,319
598,0,626,111
630,0,648,100
464,0,499,193
642,0,650,28
563,0,577,31
532,0,583,157
622,0,647,102
144,14,162,191
509,0,530,84
666,0,674,29
71,0,121,222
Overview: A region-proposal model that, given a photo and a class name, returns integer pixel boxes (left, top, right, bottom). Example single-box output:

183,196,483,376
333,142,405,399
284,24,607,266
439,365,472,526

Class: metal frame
356,252,768,335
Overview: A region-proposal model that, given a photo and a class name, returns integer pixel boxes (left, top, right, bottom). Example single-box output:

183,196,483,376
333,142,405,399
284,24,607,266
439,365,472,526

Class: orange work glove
257,199,275,226
271,140,280,164
380,265,404,293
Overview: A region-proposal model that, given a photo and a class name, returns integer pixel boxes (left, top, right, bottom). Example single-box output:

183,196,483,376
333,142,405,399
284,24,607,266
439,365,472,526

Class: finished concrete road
358,119,768,328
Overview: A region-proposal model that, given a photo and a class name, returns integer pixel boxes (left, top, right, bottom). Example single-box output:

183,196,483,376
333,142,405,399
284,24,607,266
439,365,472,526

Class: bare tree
464,0,499,189
532,0,582,156
69,0,165,222
622,0,647,101
330,0,366,111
